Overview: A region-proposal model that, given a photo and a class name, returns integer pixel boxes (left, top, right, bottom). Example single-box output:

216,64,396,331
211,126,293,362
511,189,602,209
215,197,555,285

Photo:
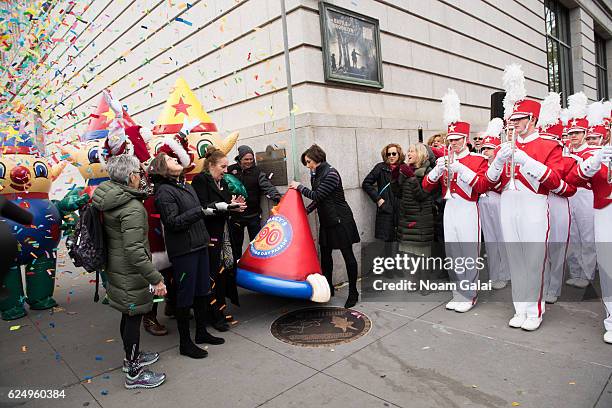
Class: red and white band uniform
566,141,599,283
423,133,489,311
486,108,569,329
478,137,510,286
543,141,577,301
566,145,612,343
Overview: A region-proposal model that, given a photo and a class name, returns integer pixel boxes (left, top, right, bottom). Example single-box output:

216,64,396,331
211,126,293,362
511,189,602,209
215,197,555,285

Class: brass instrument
444,142,454,200
504,125,518,190
607,123,612,197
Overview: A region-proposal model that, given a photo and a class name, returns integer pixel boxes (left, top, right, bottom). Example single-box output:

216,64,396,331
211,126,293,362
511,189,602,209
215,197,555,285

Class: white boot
521,317,542,331
604,331,612,344
445,301,458,311
545,294,558,304
565,278,577,287
509,314,527,328
454,301,476,313
491,280,508,290
572,278,590,288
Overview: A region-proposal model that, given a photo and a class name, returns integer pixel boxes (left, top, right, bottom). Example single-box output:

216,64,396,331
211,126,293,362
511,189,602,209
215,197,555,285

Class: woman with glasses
362,144,403,250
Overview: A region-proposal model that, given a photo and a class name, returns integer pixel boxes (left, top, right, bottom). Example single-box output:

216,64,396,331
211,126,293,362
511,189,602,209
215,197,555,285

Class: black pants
230,216,261,258
120,313,143,361
170,248,211,308
320,246,358,295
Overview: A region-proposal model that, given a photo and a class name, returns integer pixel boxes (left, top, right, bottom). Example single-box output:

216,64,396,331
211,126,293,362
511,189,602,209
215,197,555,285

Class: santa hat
155,117,200,168
566,92,589,134
442,88,469,140
538,92,563,138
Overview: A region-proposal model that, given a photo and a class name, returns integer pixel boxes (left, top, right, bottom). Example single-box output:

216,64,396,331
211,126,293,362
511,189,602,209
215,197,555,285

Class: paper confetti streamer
9,325,21,331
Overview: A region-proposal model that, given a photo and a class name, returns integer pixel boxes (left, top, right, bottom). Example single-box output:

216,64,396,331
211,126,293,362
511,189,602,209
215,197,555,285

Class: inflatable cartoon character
148,77,238,180
0,115,87,320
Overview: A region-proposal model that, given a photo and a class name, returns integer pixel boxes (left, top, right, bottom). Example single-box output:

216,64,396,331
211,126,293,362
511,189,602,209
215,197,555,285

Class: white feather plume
442,88,461,126
537,92,561,129
502,63,527,119
485,117,504,137
559,108,571,126
587,101,607,126
567,92,588,119
139,127,153,142
602,100,612,118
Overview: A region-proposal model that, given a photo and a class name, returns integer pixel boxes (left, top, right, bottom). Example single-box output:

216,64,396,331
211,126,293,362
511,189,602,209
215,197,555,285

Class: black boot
344,290,359,309
194,297,224,345
176,307,208,359
207,296,230,332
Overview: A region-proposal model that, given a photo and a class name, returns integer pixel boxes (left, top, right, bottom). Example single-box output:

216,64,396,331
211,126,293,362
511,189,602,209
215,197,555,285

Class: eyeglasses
386,152,398,157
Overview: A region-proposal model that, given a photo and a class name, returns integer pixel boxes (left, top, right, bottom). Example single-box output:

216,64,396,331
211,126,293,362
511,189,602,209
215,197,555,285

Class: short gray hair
106,155,140,185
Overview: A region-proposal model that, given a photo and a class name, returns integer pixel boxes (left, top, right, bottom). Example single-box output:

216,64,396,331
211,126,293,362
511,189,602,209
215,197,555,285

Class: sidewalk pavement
1,252,611,408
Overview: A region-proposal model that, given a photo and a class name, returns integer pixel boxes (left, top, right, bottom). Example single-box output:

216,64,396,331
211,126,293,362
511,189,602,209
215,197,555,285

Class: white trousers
443,197,480,303
500,190,548,318
544,194,570,297
479,192,510,282
594,206,612,332
567,188,596,280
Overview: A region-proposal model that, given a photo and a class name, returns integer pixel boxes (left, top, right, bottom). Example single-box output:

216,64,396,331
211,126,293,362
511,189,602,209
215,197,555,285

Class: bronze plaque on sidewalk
270,307,372,347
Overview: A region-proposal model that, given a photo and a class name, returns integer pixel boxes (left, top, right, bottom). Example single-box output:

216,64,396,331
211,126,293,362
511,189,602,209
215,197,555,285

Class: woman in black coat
362,143,402,258
149,152,225,360
391,143,434,256
289,144,361,308
192,146,246,331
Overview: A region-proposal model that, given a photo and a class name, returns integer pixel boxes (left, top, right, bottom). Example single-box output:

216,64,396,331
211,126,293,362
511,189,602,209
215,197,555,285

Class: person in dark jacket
362,143,403,246
192,146,247,331
148,152,225,360
92,155,166,389
289,144,361,308
227,145,281,257
391,143,434,256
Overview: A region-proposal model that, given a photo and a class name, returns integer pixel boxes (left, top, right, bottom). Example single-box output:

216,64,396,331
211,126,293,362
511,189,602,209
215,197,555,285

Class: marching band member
477,119,510,290
538,93,577,304
566,133,612,344
423,89,489,313
565,94,600,289
486,64,568,331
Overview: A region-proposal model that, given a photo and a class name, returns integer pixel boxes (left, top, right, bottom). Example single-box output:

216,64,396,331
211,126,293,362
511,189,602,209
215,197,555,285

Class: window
544,0,573,102
595,34,609,100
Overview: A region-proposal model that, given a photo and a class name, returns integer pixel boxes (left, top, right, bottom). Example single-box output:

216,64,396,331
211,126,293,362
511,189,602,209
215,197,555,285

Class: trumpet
503,125,518,190
444,142,454,200
607,123,612,198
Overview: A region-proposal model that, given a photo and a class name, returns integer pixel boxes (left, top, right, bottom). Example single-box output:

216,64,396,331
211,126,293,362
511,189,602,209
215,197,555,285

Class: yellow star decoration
101,109,115,122
330,316,358,333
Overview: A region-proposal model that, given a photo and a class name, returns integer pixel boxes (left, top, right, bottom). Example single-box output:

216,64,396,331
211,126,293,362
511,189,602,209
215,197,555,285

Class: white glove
451,161,477,184
428,156,446,182
494,143,512,166
513,149,530,166
214,202,229,212
179,117,201,137
103,91,123,118
580,146,612,177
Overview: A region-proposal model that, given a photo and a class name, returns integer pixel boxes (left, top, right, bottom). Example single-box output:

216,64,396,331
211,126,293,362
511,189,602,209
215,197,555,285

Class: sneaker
445,301,458,311
521,317,542,331
491,280,508,290
509,314,527,328
122,351,160,373
604,331,612,344
454,301,475,313
572,278,590,288
125,368,166,389
545,294,558,304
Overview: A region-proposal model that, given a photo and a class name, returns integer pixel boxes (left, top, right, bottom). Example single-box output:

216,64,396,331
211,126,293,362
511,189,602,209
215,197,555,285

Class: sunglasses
472,137,483,141
386,152,398,157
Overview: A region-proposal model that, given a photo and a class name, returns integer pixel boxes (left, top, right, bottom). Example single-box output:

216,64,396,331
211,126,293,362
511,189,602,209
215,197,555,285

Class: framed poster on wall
319,2,383,89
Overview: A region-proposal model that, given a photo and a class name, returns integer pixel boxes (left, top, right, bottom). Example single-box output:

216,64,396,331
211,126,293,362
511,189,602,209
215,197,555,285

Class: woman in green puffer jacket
92,155,166,389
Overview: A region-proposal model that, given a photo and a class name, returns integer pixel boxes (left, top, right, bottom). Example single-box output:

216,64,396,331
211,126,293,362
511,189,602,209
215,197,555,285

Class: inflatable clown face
0,151,66,195
60,139,108,183
148,131,238,179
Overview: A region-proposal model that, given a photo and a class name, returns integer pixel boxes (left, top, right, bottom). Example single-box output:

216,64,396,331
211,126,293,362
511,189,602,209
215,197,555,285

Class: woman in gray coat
92,155,166,389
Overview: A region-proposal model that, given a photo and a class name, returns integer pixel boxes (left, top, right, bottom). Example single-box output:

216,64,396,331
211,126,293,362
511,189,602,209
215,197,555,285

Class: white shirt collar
573,143,588,152
454,147,470,160
517,130,539,144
